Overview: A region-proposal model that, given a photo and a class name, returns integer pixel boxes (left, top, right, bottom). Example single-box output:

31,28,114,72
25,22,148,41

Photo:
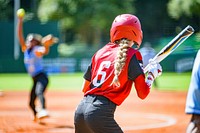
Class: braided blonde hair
112,39,130,87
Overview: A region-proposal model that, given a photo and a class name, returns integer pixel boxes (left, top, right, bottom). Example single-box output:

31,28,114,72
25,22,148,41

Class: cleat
37,109,49,119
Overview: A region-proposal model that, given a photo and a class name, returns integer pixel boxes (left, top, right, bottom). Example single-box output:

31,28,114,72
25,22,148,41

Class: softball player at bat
17,13,58,121
74,14,162,133
185,50,200,133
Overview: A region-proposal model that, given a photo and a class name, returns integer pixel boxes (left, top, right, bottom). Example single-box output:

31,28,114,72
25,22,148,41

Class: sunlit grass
153,72,191,91
0,72,191,92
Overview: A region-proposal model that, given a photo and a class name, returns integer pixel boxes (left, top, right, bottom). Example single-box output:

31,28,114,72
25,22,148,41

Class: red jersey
84,43,150,105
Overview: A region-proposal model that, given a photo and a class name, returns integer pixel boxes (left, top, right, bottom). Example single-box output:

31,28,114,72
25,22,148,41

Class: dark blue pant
74,95,123,133
29,72,48,115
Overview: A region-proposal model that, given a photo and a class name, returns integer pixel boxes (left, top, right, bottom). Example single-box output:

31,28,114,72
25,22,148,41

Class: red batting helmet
110,14,143,47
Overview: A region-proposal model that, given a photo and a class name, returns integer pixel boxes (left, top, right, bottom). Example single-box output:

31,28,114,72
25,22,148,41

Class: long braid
112,39,130,87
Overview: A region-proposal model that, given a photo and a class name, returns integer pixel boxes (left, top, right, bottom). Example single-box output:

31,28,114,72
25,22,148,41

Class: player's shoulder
128,48,142,60
135,50,142,60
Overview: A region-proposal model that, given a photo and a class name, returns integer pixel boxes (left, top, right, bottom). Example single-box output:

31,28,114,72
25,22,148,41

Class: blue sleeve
185,50,200,114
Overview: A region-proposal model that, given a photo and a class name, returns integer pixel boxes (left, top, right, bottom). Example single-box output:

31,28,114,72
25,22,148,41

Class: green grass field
0,72,191,92
0,73,83,91
155,72,191,91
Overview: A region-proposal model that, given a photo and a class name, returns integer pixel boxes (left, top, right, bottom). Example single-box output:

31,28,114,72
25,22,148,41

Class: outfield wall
0,21,197,73
161,52,196,73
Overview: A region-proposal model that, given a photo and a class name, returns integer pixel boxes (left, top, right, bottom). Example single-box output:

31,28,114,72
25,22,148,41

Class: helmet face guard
110,14,143,47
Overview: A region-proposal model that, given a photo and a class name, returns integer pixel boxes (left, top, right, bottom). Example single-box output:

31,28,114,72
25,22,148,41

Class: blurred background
0,0,200,74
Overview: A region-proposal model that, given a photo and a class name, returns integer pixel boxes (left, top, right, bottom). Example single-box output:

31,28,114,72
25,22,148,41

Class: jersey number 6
93,61,111,87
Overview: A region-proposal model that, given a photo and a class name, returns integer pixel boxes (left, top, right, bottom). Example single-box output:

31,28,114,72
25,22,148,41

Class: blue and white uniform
185,50,200,114
24,46,49,116
24,46,44,77
185,50,200,133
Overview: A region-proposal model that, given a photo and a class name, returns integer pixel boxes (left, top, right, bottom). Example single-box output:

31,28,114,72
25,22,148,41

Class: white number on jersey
93,61,111,87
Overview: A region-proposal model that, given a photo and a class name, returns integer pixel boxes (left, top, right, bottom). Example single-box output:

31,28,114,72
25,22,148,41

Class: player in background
139,42,158,88
74,14,162,133
185,50,200,133
17,11,58,121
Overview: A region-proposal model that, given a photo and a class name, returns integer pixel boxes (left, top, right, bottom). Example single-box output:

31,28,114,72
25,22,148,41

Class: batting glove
145,60,162,87
148,61,162,79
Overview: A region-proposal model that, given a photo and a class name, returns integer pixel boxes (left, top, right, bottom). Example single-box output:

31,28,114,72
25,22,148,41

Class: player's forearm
134,74,150,99
43,46,50,55
82,80,91,93
17,18,26,52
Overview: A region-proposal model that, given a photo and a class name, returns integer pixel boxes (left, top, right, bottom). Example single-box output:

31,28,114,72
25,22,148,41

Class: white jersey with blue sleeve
24,46,44,77
185,50,200,114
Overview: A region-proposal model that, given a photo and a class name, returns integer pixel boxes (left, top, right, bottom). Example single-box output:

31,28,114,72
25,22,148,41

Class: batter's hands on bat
42,34,59,47
147,59,162,79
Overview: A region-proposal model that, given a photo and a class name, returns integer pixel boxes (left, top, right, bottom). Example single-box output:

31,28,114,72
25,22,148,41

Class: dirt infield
0,90,190,133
